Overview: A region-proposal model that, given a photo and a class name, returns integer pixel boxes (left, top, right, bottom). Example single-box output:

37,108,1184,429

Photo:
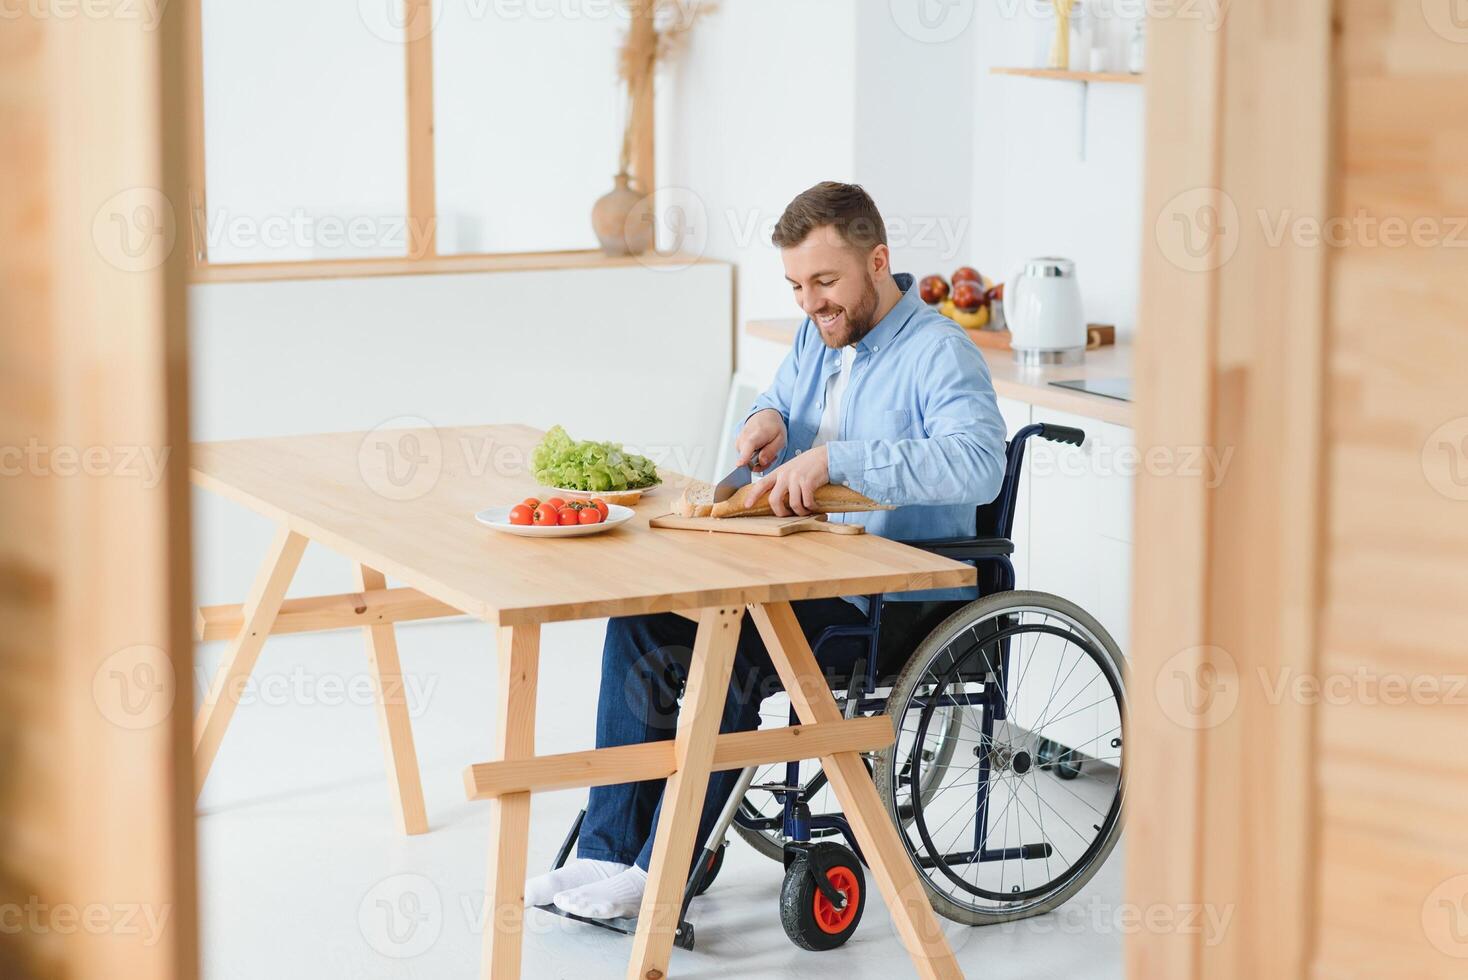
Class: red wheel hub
812,867,860,934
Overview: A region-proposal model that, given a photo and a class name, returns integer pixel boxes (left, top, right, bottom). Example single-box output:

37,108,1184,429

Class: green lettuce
531,425,661,492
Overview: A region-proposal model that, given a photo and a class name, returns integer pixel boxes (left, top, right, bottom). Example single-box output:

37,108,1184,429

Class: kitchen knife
712,462,761,503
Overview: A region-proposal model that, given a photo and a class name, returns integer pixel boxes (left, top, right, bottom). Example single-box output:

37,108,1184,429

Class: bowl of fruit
476,495,635,538
920,266,1003,331
531,424,662,506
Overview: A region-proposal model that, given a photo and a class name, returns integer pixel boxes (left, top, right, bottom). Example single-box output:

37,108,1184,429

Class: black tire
691,843,725,897
779,843,866,951
873,590,1127,926
1037,737,1083,780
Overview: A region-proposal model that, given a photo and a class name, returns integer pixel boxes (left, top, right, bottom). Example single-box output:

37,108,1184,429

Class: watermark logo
630,186,710,272
1422,0,1468,43
92,187,176,273
1155,645,1239,730
358,873,443,958
359,0,441,43
1423,874,1468,958
890,0,974,44
1155,187,1240,274
92,644,175,730
1423,417,1468,501
358,417,443,502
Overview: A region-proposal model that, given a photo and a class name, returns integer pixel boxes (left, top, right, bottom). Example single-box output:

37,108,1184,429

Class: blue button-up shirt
746,272,1008,609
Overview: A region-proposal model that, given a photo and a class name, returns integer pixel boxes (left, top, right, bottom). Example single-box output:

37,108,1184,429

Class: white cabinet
1025,407,1134,655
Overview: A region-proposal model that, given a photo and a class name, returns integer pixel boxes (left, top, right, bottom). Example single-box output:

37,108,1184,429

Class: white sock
524,858,629,908
553,865,649,920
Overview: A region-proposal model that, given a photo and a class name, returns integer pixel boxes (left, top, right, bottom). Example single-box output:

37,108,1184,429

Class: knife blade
712,462,757,503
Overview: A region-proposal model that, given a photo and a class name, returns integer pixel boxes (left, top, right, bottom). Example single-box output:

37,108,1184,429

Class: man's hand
735,408,787,472
749,445,830,517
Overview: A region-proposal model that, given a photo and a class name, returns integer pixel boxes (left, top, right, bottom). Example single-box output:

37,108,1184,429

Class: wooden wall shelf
991,67,1144,85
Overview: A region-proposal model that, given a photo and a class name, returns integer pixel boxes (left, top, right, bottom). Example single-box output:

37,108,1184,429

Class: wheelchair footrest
530,904,696,952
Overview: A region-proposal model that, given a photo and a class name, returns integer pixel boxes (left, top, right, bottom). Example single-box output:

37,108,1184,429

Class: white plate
474,503,636,538
543,482,661,503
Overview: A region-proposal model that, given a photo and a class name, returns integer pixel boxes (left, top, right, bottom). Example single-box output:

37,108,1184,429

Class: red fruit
590,497,609,519
508,504,533,526
521,497,541,509
952,266,981,285
987,282,1005,304
918,275,950,305
532,503,559,526
558,507,581,526
544,497,567,511
578,507,602,524
953,281,986,312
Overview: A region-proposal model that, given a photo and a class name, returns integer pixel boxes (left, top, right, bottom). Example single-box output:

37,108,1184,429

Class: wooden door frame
1,7,197,980
1127,2,1333,977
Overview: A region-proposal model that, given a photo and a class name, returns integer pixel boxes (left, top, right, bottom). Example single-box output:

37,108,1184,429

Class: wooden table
191,424,974,979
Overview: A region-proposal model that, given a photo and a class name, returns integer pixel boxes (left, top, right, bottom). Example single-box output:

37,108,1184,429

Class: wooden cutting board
649,513,865,536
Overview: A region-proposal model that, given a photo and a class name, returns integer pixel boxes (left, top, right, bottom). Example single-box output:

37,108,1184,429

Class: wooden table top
191,424,977,626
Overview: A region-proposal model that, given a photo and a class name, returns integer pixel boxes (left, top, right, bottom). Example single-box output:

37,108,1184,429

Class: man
525,181,1007,919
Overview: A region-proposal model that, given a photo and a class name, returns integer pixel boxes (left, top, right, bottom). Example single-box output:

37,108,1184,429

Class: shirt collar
856,272,921,354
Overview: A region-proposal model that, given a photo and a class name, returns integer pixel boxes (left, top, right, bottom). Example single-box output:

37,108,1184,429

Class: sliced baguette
709,481,890,519
673,480,715,518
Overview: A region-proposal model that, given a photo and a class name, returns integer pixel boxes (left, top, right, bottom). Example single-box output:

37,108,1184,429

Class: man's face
781,226,886,349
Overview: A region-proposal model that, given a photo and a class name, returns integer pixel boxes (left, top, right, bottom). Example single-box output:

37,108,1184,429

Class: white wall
189,263,733,605
970,1,1146,337
666,0,1146,357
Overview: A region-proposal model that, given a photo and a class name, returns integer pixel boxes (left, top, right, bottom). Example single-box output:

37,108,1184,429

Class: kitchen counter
745,318,1135,428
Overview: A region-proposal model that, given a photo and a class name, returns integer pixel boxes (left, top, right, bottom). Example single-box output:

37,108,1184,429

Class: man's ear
869,243,891,277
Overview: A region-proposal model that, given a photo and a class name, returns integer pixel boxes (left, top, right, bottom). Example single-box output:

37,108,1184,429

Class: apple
986,282,1005,304
952,266,982,286
953,280,986,312
919,275,950,305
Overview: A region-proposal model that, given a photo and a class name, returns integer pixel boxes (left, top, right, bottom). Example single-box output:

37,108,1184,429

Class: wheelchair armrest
908,536,1015,560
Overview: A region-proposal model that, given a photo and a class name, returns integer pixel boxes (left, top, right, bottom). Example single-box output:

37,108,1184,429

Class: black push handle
1038,423,1087,447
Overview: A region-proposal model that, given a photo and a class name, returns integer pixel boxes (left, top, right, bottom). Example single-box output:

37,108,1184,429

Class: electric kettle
1005,257,1087,365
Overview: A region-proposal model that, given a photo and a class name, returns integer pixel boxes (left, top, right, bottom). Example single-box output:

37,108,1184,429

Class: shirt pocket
874,408,917,439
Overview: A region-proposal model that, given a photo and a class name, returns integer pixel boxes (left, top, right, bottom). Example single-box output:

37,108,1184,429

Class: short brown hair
771,181,887,251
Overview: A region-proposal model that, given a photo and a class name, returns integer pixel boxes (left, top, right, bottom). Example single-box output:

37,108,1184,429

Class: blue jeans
577,599,869,871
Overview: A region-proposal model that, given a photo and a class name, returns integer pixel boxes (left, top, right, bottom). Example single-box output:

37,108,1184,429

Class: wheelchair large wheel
873,590,1126,925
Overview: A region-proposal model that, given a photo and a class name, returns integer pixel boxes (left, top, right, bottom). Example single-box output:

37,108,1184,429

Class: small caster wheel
1037,737,1083,780
779,843,866,951
692,843,725,897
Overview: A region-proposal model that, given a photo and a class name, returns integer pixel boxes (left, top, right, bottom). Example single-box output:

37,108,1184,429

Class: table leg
481,623,539,980
749,601,964,980
354,564,428,835
626,606,743,980
193,526,307,796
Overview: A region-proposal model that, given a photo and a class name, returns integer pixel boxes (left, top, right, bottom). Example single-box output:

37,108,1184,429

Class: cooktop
1048,377,1133,403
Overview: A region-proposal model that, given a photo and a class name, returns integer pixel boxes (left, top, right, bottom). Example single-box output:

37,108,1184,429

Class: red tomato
521,497,540,510
508,504,533,526
544,497,567,511
590,497,609,519
532,504,559,526
558,507,581,526
578,506,602,524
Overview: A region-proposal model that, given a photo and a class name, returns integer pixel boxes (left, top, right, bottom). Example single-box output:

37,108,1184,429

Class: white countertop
745,318,1135,428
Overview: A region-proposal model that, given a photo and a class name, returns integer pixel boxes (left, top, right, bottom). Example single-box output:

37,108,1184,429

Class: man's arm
826,336,1007,508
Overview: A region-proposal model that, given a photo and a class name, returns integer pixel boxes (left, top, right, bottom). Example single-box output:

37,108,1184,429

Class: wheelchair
540,422,1128,953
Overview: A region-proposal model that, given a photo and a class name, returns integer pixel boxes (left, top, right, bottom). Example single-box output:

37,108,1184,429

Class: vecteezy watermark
993,895,1236,946
358,417,444,502
1155,645,1240,730
197,208,427,259
0,897,173,945
1027,440,1235,488
0,438,171,489
1421,0,1468,44
358,874,444,958
1155,187,1242,274
1156,645,1468,730
359,0,708,43
358,0,440,43
92,187,177,273
1424,874,1468,959
1157,187,1468,272
630,186,710,273
191,665,440,717
92,644,176,731
889,0,975,44
1423,417,1468,502
0,0,170,31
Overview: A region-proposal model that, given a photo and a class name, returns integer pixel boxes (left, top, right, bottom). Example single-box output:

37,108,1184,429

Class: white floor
196,617,1124,979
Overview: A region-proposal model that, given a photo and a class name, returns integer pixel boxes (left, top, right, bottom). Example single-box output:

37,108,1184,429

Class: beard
812,272,881,348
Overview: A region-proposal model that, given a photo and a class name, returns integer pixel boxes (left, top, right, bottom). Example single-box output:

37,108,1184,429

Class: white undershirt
811,345,857,449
